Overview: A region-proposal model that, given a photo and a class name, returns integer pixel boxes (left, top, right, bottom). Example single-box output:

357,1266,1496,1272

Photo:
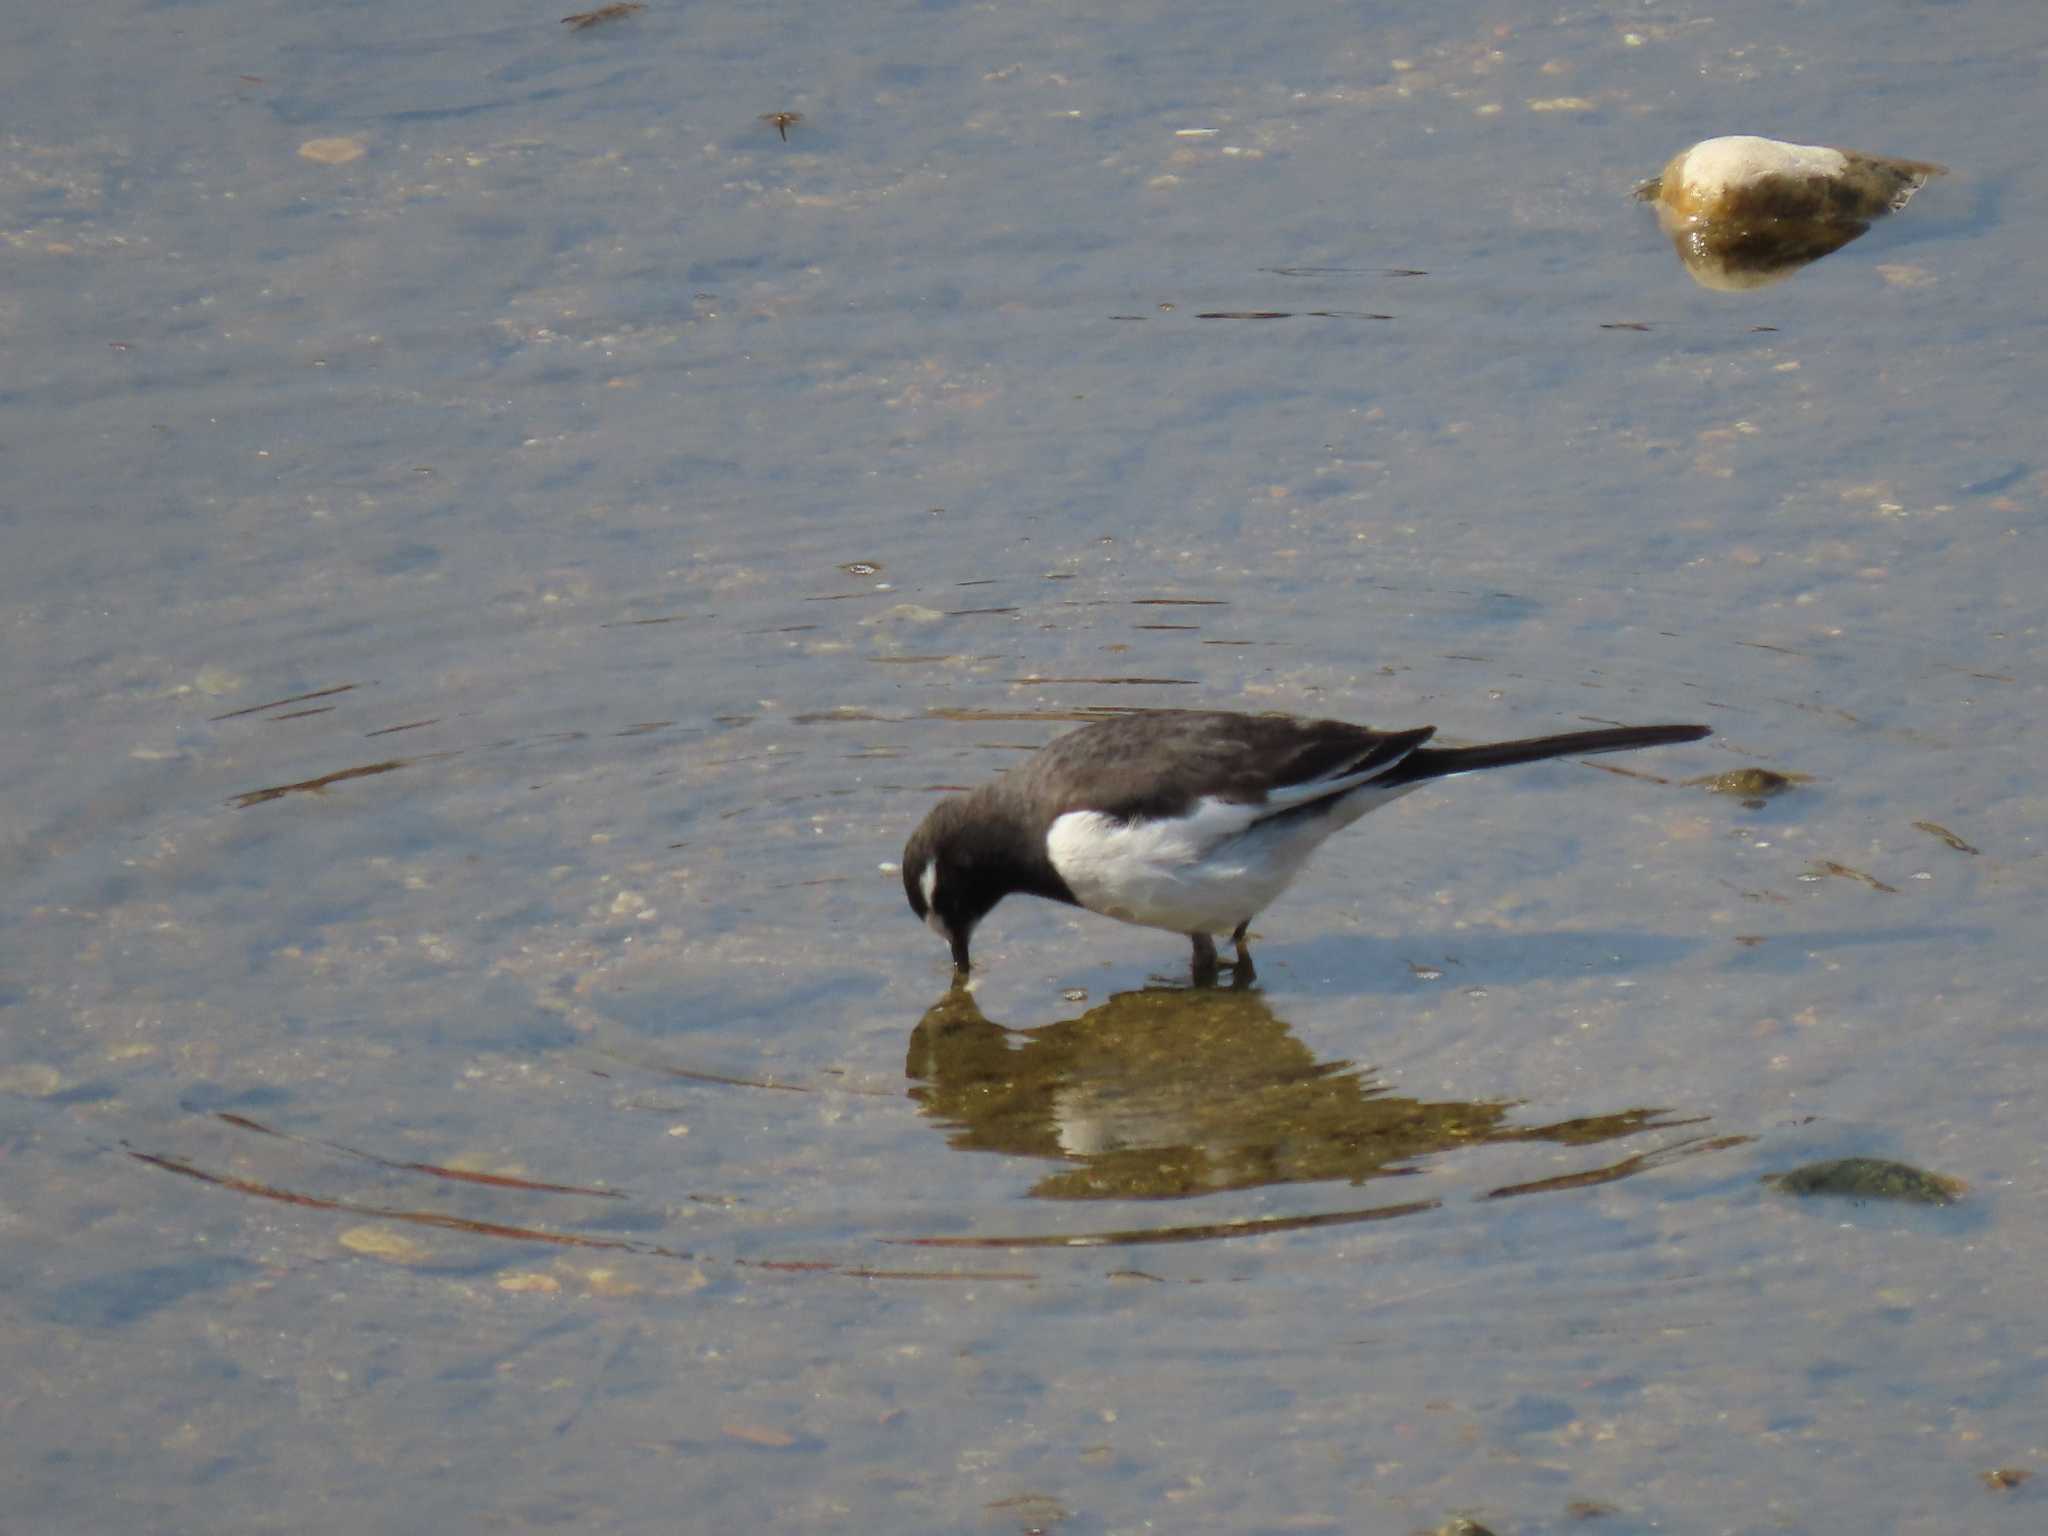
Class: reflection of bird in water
907,984,1678,1201
902,711,1708,982
1635,135,1946,291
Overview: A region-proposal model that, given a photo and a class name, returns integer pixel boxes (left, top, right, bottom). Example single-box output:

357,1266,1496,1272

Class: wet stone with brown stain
1636,135,1946,290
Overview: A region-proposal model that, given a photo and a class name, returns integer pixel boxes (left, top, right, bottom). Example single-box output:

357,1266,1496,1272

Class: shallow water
5,0,2045,1530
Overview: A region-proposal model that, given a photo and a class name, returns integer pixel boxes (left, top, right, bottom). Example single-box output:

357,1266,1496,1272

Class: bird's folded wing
1173,740,1433,853
1252,762,1413,821
1251,728,1434,817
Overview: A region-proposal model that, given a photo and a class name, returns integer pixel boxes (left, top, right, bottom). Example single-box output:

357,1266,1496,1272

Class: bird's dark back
1006,711,1434,826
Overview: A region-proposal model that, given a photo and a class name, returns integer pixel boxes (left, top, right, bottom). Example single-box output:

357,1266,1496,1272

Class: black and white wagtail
902,711,1710,981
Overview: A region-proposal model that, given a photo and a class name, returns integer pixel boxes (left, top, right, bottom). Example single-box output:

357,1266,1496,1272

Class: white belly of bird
1045,787,1416,936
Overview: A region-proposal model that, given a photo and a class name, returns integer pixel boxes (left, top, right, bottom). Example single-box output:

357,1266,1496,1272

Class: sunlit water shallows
4,0,2044,1530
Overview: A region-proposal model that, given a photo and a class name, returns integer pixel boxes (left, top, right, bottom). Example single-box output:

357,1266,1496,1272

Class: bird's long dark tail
1378,723,1710,786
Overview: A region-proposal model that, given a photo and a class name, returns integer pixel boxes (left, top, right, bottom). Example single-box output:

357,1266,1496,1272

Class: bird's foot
1228,921,1256,984
1190,930,1257,987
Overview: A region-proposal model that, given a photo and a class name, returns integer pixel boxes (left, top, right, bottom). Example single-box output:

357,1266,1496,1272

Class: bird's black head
902,797,1017,973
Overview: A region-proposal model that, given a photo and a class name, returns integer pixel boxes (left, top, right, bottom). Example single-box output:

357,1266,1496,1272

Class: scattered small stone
721,1422,799,1448
497,1271,561,1294
297,137,366,165
338,1225,433,1263
984,1491,1069,1529
859,603,945,627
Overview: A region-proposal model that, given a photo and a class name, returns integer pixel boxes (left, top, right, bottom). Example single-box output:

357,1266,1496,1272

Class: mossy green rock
1765,1157,1964,1205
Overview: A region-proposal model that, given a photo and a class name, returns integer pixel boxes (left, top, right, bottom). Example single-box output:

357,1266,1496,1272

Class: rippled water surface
5,0,2044,1530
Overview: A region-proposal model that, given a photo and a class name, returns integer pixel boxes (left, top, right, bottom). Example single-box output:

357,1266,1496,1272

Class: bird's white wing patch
1261,766,1391,811
1046,785,1418,937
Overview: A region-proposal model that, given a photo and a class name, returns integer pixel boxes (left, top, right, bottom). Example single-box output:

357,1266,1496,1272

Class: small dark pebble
1687,767,1805,800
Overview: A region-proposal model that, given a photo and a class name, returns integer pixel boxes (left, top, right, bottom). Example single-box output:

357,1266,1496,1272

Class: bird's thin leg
1229,920,1256,983
1189,932,1220,987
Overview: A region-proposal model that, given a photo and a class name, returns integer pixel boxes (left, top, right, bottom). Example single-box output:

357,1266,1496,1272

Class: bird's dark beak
949,930,972,972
